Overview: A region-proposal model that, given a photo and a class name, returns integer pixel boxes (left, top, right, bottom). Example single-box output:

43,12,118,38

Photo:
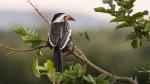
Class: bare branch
0,43,47,52
28,0,51,27
69,42,138,84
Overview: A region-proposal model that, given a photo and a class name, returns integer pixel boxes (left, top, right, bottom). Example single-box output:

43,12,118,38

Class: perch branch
28,0,138,84
0,43,47,52
68,42,138,84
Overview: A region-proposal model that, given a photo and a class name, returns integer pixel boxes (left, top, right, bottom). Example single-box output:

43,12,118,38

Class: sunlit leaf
131,11,148,19
103,0,112,4
32,50,43,78
14,26,43,47
14,26,28,36
116,22,130,30
94,7,111,14
84,31,90,41
111,17,127,22
96,74,107,80
144,22,150,31
131,40,138,49
21,35,42,43
55,72,63,83
45,60,55,81
84,75,96,84
131,38,142,49
77,31,90,41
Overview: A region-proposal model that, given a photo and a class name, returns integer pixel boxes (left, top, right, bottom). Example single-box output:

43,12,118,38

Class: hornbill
47,13,75,72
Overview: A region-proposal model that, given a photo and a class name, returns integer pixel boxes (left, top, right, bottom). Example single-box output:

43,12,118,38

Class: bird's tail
53,47,64,72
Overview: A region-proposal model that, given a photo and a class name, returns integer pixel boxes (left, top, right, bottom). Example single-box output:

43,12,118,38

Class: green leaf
94,7,111,14
45,60,55,81
31,42,42,48
36,66,46,71
73,64,82,71
63,64,86,80
77,31,90,41
116,22,129,30
21,35,42,43
131,11,149,19
84,75,96,84
103,80,111,84
73,63,83,77
131,40,138,49
96,74,107,80
128,9,133,14
121,0,135,10
32,50,43,78
45,60,55,74
147,70,150,73
144,22,150,31
55,72,63,83
131,38,142,49
64,70,77,79
14,26,28,36
103,0,112,4
77,32,83,37
84,31,90,41
14,26,43,47
111,17,127,22
125,32,137,41
111,4,116,12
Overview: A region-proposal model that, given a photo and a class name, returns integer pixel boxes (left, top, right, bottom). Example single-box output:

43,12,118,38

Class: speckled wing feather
48,23,61,47
48,22,71,49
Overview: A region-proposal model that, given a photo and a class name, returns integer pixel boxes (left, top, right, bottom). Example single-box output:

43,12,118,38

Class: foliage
33,52,63,83
13,26,115,84
32,49,115,84
33,54,115,84
94,0,150,48
77,31,90,41
14,26,43,47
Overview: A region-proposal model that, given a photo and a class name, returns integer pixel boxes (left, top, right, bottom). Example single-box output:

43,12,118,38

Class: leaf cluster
63,64,115,84
32,50,63,83
77,31,90,42
33,51,115,84
94,0,150,48
13,24,114,84
14,26,43,47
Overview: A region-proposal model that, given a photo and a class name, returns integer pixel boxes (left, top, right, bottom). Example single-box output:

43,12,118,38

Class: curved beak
66,15,75,21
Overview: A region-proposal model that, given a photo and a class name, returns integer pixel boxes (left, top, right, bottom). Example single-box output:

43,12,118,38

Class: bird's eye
64,16,67,19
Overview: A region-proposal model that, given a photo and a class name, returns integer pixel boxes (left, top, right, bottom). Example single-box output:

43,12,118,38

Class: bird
47,13,75,72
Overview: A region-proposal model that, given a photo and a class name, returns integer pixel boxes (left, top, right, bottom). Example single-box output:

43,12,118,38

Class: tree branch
0,43,47,52
27,0,138,84
68,42,138,84
28,0,51,27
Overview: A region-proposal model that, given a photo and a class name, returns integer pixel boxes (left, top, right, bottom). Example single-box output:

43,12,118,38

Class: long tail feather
53,47,64,72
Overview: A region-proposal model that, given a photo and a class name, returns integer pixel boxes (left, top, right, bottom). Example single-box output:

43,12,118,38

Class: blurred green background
0,26,150,84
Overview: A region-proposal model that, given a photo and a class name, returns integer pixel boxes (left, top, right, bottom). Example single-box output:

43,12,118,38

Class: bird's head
51,13,75,23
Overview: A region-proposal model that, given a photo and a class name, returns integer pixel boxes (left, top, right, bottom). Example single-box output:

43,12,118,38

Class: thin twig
28,0,51,27
0,43,47,52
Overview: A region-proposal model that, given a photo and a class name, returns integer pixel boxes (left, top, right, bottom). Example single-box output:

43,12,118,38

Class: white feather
60,29,72,49
48,28,56,47
53,14,68,23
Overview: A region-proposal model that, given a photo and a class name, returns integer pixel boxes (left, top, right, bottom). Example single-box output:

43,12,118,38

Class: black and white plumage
47,13,75,72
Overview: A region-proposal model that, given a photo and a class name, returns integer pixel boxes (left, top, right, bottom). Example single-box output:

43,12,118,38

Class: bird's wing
58,23,72,49
48,23,61,47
